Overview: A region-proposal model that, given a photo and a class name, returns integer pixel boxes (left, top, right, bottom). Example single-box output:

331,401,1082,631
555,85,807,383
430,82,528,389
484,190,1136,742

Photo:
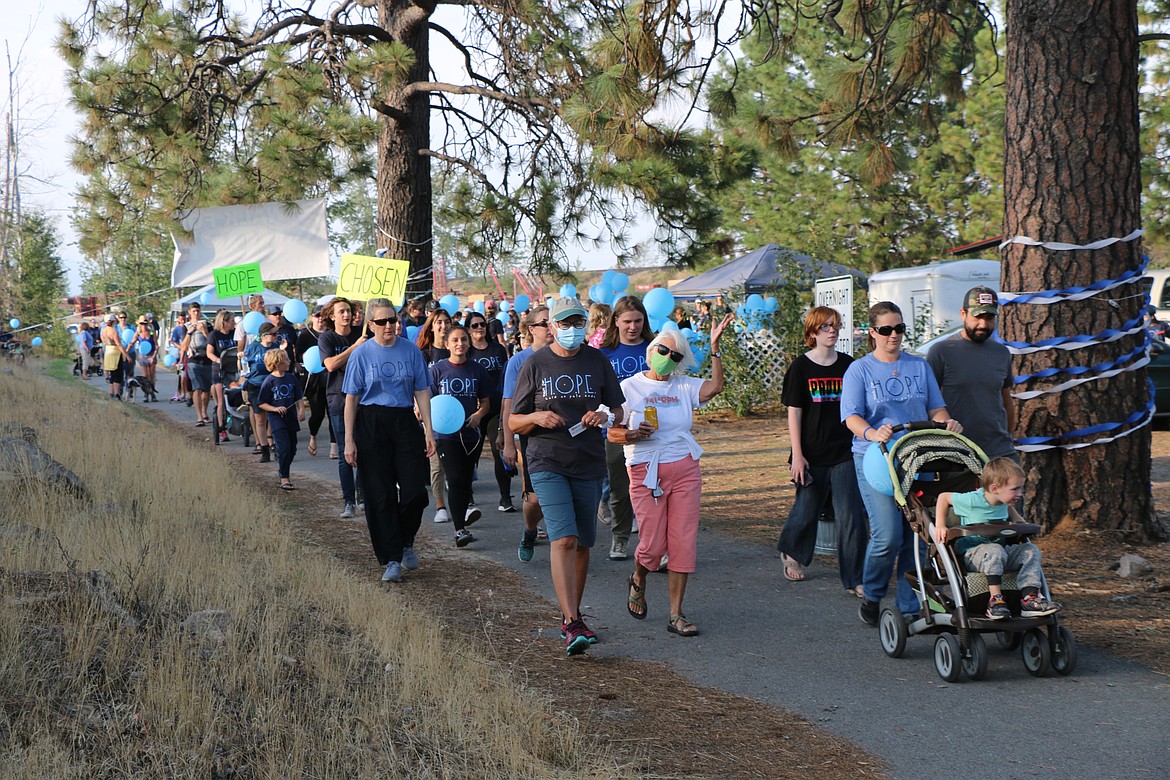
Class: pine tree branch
1139,33,1170,43
404,81,554,112
428,22,501,91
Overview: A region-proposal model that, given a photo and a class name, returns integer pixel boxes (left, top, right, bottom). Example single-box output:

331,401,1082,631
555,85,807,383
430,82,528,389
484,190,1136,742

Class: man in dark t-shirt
511,297,624,655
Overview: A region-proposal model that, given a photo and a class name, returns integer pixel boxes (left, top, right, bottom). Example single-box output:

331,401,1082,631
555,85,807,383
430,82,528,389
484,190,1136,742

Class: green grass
42,358,75,382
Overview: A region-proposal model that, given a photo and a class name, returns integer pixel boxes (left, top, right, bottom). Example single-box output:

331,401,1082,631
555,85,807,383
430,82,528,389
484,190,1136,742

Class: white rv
867,259,1000,346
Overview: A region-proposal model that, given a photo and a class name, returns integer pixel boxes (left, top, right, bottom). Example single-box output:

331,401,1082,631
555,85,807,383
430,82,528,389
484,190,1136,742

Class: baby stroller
219,383,253,448
871,421,1077,681
72,345,105,378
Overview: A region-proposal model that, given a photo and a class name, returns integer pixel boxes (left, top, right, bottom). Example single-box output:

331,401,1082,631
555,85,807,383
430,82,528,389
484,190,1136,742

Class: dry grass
0,365,623,778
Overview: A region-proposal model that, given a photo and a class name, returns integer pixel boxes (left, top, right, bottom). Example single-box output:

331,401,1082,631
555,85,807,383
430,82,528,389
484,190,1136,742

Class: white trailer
867,259,1000,346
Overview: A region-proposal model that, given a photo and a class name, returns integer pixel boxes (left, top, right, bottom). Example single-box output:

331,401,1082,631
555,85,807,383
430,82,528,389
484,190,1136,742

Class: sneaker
536,528,548,542
339,503,356,519
597,502,613,526
560,618,599,645
219,431,231,443
401,547,419,571
433,507,450,523
1020,595,1061,617
517,530,537,562
609,538,628,561
859,599,879,626
455,529,475,547
986,594,1011,620
357,501,365,512
563,619,591,656
170,395,181,403
381,561,402,583
464,507,482,527
498,497,517,513
468,495,477,508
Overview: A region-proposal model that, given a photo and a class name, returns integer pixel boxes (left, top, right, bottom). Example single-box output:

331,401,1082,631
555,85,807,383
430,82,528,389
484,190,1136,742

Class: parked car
1149,338,1170,419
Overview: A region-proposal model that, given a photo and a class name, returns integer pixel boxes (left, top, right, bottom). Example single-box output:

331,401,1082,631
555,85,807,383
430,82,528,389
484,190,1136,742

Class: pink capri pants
628,456,702,573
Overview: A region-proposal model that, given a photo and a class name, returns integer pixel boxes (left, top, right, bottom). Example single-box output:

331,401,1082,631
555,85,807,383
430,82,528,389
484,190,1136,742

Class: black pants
471,404,512,502
271,426,298,479
438,434,479,532
306,374,333,441
354,405,429,565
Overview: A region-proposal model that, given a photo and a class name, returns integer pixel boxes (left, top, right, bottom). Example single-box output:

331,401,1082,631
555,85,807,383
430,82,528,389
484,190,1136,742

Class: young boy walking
935,457,1061,619
257,349,304,490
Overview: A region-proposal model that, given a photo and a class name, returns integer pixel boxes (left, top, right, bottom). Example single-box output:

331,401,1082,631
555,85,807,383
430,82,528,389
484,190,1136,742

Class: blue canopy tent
668,244,867,300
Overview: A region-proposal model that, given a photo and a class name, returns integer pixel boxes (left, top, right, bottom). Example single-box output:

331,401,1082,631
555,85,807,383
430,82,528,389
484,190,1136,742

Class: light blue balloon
514,294,530,313
8,318,19,329
440,294,461,315
601,269,617,289
121,328,134,346
473,301,485,314
302,345,325,374
167,345,179,358
405,325,420,341
643,287,675,319
611,273,629,292
764,296,779,313
138,341,154,356
283,299,309,324
242,310,266,335
649,317,666,332
199,292,212,305
680,327,695,341
592,285,613,305
496,311,509,323
163,354,177,367
862,442,896,496
546,297,555,309
431,394,466,435
661,320,679,332
31,336,43,347
746,293,765,311
560,283,577,299
499,300,510,312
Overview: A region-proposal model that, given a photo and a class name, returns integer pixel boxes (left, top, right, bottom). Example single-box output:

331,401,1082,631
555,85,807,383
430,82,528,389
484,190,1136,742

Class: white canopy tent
170,284,291,315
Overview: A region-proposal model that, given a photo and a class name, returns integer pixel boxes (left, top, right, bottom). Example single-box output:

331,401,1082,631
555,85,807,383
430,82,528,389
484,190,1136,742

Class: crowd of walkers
85,286,1034,657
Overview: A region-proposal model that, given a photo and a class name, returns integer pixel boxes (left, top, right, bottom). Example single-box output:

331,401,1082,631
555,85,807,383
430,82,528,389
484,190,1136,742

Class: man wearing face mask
608,316,732,638
510,297,626,655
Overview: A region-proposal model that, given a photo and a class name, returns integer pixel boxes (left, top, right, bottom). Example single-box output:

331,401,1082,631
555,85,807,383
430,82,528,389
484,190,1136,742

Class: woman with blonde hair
416,306,454,522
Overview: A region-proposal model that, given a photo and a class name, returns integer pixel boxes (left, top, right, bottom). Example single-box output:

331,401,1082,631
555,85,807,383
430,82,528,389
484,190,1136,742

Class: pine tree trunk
1002,0,1157,539
376,0,432,299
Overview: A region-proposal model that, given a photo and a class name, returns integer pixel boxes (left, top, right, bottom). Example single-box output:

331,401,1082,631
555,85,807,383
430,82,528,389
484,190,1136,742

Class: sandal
626,575,647,620
280,481,295,491
781,553,806,582
667,614,698,637
308,436,317,457
849,585,864,598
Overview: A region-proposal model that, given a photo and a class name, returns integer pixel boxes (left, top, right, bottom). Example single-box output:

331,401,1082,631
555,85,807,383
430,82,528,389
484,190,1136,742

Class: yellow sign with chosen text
335,254,410,305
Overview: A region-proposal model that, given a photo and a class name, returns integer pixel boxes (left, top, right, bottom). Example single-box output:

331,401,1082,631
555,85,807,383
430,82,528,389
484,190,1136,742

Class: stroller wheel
1049,626,1078,676
995,630,1022,651
933,634,964,682
961,633,989,681
879,608,908,658
1020,628,1051,677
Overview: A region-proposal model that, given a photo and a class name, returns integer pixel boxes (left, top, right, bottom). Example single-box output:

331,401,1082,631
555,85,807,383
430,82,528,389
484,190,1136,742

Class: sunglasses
530,320,549,329
370,317,398,326
872,323,906,336
469,322,487,329
655,344,684,362
117,315,127,319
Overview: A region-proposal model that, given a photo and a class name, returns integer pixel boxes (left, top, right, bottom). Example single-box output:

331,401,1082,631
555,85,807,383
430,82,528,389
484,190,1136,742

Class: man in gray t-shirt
926,286,1017,460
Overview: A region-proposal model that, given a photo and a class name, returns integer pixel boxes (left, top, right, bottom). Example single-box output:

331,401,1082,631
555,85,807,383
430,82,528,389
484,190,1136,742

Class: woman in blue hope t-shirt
840,301,962,627
598,295,655,561
343,298,436,584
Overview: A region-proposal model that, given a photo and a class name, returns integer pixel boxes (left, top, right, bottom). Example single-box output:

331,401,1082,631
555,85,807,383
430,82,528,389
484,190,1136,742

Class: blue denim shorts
529,471,602,547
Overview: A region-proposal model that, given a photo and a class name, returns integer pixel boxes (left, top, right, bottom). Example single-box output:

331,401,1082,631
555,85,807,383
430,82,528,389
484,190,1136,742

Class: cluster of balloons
587,270,631,305
735,293,779,332
430,394,466,435
679,326,712,365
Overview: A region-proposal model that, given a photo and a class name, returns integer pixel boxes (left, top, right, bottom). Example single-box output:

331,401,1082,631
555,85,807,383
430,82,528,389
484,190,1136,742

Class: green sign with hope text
213,262,265,299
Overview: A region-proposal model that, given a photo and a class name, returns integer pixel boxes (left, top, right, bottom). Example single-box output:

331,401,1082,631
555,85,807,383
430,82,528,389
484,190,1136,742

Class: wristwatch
711,350,722,358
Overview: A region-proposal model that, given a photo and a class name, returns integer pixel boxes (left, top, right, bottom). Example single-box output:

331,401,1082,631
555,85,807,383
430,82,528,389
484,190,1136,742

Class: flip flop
667,614,698,637
627,575,647,620
280,482,295,491
781,554,806,582
307,437,317,457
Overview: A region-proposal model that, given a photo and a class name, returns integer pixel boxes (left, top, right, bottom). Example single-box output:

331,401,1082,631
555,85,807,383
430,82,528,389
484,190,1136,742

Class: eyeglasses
655,344,684,362
554,317,587,329
529,320,549,329
370,317,398,327
469,322,487,329
872,323,907,336
818,323,841,332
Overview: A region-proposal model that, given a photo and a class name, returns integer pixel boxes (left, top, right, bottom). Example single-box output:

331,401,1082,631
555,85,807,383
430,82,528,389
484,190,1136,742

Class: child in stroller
934,457,1061,621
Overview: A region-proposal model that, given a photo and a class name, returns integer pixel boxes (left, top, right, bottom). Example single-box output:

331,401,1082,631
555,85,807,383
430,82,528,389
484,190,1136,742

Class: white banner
816,275,855,355
170,199,330,287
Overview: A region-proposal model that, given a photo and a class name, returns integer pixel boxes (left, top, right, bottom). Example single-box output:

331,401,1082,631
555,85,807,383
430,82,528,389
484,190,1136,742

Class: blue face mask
556,325,586,350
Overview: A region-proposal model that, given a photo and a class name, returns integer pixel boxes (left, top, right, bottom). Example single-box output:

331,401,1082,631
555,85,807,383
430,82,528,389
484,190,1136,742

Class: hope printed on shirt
866,373,929,403
270,381,297,401
365,359,419,382
439,374,479,399
539,372,598,400
610,354,647,382
473,354,505,372
808,377,843,402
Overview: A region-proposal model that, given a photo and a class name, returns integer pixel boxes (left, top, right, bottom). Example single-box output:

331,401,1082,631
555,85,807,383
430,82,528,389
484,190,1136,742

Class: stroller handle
890,420,949,434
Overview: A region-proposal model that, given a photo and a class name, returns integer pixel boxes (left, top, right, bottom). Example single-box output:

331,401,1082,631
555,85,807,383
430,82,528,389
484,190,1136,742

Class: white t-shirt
619,372,705,466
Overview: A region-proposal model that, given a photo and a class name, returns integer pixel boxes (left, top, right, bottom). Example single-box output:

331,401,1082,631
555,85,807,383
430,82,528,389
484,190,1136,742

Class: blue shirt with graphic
257,371,303,433
840,352,946,456
502,347,534,401
600,341,649,383
342,337,430,408
430,359,489,442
